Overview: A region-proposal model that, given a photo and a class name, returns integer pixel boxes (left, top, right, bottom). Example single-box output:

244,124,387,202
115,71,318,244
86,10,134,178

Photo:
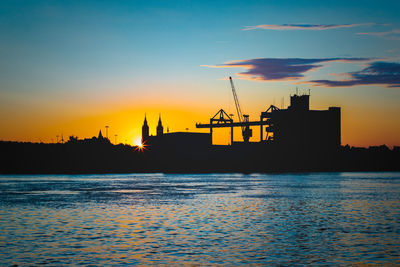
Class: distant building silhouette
64,129,111,145
95,129,110,143
98,130,104,139
157,114,164,136
142,114,149,144
141,114,211,149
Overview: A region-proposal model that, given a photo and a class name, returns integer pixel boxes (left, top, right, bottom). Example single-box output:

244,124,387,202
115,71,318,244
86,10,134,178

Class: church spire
142,114,149,143
157,113,164,136
158,113,162,125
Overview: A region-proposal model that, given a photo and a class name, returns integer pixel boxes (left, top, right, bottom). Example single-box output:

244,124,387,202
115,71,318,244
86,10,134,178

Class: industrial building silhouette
143,92,341,153
260,93,341,151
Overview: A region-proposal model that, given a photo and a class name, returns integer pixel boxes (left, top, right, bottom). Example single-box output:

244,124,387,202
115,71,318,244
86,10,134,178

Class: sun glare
134,137,143,148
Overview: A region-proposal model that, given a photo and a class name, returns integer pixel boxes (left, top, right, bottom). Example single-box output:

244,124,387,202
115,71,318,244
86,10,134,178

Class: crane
229,76,252,142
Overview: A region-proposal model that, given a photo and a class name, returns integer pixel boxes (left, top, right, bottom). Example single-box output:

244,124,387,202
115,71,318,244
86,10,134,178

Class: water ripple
0,172,399,265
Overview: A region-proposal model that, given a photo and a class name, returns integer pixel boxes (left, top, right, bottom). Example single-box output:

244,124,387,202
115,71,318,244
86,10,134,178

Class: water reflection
0,173,399,265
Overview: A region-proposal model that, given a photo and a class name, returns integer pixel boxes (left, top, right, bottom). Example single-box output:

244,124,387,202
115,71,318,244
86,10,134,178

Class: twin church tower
142,114,164,144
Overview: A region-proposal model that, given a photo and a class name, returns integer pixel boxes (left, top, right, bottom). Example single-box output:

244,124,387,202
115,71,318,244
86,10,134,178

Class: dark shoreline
1,141,399,175
2,170,400,176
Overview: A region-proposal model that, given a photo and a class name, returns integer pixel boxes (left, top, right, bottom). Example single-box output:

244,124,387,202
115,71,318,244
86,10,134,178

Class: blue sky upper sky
0,0,399,146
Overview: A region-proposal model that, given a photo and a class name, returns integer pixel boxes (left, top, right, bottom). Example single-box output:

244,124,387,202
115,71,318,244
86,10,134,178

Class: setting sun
134,137,142,147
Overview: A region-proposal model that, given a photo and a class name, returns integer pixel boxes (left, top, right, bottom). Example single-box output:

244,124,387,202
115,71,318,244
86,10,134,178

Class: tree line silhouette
0,135,399,174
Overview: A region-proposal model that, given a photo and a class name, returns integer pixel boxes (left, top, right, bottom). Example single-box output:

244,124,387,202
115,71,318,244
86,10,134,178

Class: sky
0,0,399,147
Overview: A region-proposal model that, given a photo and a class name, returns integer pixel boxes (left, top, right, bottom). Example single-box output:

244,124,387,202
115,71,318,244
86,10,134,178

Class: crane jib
229,76,252,142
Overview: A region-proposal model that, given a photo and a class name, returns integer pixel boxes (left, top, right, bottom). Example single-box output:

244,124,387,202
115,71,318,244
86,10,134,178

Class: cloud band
243,23,374,31
204,58,400,88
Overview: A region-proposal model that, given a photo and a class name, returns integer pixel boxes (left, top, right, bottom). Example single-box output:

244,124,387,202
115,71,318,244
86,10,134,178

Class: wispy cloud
243,23,374,31
357,29,400,40
204,58,370,81
309,62,400,88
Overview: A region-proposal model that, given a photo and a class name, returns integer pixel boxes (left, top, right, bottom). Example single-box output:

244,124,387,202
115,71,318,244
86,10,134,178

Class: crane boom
230,76,243,124
229,76,252,142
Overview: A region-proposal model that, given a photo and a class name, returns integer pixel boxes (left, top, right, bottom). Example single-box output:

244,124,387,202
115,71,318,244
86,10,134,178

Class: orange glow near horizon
0,82,399,148
1,102,399,148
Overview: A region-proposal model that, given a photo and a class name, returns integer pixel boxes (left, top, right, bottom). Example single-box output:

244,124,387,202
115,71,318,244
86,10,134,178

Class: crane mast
229,76,252,142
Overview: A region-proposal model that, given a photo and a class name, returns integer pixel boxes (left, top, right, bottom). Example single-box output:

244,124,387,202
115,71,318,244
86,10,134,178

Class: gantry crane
229,76,252,142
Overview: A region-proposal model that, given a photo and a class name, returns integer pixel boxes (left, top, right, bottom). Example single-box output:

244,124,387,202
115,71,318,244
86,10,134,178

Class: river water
0,173,399,266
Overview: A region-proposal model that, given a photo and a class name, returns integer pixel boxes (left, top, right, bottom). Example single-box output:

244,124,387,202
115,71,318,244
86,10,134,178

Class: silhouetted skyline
2,88,399,174
0,1,399,148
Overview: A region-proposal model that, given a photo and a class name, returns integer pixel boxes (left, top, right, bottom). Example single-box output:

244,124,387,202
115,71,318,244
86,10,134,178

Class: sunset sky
0,0,399,147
